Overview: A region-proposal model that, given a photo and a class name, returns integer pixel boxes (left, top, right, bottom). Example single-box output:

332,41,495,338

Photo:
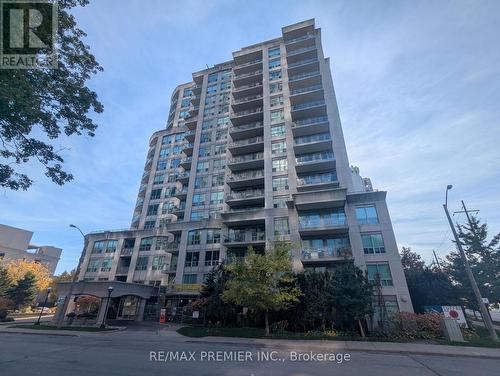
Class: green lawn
12,324,116,332
177,326,500,348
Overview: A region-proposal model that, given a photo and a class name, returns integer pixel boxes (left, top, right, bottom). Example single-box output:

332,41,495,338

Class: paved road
0,329,499,376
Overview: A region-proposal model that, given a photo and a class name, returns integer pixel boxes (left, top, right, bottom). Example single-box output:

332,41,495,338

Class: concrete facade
76,19,413,321
0,223,62,275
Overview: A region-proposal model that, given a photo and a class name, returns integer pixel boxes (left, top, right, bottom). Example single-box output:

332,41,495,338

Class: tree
7,272,37,309
0,0,103,190
400,247,425,271
0,267,12,297
5,260,52,291
49,269,76,303
222,243,302,335
328,261,373,331
445,215,500,306
400,248,460,313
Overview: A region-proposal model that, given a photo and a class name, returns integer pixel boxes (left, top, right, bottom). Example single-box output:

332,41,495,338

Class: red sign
159,308,166,323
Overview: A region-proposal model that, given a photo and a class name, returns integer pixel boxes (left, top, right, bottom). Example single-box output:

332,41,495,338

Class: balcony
232,82,263,99
135,198,144,209
227,152,264,171
221,207,266,226
233,69,263,87
180,157,192,169
190,95,200,105
229,121,264,140
120,248,133,256
295,151,335,173
233,58,263,74
166,284,201,294
185,116,198,130
298,210,348,236
231,94,263,112
115,266,130,275
226,169,265,189
286,45,317,64
288,71,322,92
173,187,188,199
182,142,194,156
171,203,186,215
297,171,339,191
228,136,264,155
285,33,316,49
177,171,190,184
141,171,150,184
226,189,265,207
184,130,196,142
293,132,332,154
224,230,266,248
138,184,147,198
230,107,263,126
192,84,202,94
301,247,352,263
287,57,319,71
290,84,324,105
291,100,326,121
292,188,346,210
292,116,330,137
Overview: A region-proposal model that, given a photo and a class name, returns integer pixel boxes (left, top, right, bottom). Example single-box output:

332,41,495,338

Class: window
144,220,155,229
152,256,165,271
185,252,200,267
217,117,230,128
367,263,393,286
362,233,385,254
268,59,281,69
92,240,105,254
188,230,201,245
202,119,215,129
270,95,284,107
269,70,282,81
205,250,220,266
183,89,192,98
270,109,284,122
181,98,190,108
86,259,99,272
220,82,231,91
268,46,280,57
207,229,221,244
147,204,159,216
200,133,212,143
198,146,211,158
100,259,112,272
218,105,229,114
272,176,288,191
153,174,164,185
208,72,218,83
273,196,287,208
190,211,206,221
157,160,167,171
150,188,162,200
105,240,117,253
167,173,178,183
214,144,226,155
139,237,153,251
210,191,224,205
197,161,209,172
135,256,148,271
195,176,208,189
356,205,379,225
271,124,285,138
213,159,226,170
159,148,170,158
174,133,184,142
215,129,227,141
221,70,231,80
205,95,216,106
192,193,206,206
162,135,173,144
270,82,282,94
209,208,221,219
204,107,216,117
207,85,217,94
212,174,224,187
272,158,288,172
170,158,180,169
155,237,169,250
272,141,286,155
274,218,290,235
183,274,198,284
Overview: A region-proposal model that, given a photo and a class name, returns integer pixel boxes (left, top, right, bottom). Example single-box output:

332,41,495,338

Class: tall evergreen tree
8,272,37,309
0,267,12,297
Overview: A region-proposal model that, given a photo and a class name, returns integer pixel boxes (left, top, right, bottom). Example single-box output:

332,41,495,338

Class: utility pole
432,249,442,271
442,185,498,341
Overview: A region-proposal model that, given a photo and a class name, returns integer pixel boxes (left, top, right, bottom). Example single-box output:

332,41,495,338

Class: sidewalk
183,334,500,359
0,323,126,337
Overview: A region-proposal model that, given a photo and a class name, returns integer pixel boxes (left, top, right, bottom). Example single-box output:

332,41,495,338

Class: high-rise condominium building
71,19,413,322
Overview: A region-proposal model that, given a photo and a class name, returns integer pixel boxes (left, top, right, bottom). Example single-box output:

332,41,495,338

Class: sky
1,0,499,275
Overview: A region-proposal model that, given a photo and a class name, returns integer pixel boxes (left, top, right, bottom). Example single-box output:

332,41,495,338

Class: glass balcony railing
289,71,321,82
290,84,323,96
293,116,329,127
301,247,351,260
232,94,264,104
292,100,325,111
229,121,263,132
235,58,263,69
227,189,265,200
229,152,264,164
287,45,317,57
234,69,263,80
232,107,263,118
227,170,264,181
297,172,338,186
299,212,346,229
229,136,264,147
296,151,334,164
287,57,319,69
225,231,266,243
285,33,315,45
294,132,331,145
232,82,262,92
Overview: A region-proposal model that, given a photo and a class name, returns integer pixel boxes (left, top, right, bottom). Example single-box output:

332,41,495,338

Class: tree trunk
358,319,366,337
264,310,270,336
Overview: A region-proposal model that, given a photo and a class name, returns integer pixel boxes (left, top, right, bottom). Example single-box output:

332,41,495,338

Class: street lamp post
35,287,52,326
443,185,498,342
100,286,114,329
56,224,88,328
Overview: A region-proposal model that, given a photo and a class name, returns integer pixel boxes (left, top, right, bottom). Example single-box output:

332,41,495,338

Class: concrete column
96,297,108,325
136,298,147,321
